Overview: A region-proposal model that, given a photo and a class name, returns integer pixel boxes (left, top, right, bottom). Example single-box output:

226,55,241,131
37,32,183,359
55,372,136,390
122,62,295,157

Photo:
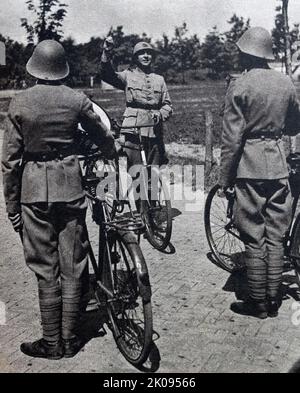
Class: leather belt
246,130,283,140
23,146,77,162
124,134,158,144
126,103,160,110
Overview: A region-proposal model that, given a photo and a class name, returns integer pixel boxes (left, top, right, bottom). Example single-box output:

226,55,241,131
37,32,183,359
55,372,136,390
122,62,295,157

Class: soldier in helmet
100,38,172,197
219,27,300,319
2,40,115,359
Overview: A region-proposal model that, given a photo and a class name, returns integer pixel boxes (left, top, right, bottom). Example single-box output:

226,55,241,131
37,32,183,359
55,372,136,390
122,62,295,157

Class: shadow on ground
77,307,161,372
78,307,108,343
220,259,300,304
288,359,300,373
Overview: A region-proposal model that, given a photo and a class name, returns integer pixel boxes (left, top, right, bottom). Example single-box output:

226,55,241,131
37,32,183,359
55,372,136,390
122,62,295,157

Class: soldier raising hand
100,38,173,171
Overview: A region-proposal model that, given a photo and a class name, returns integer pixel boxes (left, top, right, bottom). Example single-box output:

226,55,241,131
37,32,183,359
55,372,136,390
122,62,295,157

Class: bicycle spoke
210,211,227,224
211,226,227,236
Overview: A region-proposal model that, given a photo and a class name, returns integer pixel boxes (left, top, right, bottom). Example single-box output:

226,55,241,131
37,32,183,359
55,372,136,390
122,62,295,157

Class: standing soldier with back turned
219,27,300,319
2,40,115,359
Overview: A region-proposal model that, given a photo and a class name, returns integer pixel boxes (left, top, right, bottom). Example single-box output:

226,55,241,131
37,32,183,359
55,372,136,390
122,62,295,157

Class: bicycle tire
104,230,153,366
141,178,172,251
288,209,300,289
204,184,245,273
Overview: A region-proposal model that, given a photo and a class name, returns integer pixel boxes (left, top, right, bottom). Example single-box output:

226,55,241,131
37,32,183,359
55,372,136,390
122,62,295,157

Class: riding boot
38,283,62,345
245,254,267,302
231,254,268,319
61,280,85,357
230,298,268,319
20,282,63,359
79,263,91,314
267,252,284,317
267,297,282,318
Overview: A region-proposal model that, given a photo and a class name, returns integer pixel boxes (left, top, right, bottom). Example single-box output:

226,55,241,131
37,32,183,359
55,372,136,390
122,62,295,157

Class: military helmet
26,40,69,80
133,41,155,56
236,27,275,61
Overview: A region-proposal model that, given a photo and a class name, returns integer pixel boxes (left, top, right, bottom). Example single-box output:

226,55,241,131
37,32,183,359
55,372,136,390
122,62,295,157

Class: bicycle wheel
288,210,300,288
104,230,153,366
204,184,245,273
141,178,172,251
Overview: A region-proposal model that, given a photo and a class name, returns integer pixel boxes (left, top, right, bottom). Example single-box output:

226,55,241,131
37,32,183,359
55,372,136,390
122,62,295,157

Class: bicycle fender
120,231,152,302
135,258,152,303
290,213,300,261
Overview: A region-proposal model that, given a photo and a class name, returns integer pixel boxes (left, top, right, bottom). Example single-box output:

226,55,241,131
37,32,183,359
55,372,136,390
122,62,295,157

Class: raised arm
99,37,126,91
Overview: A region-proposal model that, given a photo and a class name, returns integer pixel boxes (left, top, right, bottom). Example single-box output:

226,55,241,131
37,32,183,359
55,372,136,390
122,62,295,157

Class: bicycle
109,121,173,252
204,153,300,285
77,107,153,366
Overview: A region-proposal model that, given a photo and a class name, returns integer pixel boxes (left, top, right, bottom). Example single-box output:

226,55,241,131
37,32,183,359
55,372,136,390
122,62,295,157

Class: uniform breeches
124,134,168,169
123,135,167,207
22,197,89,341
234,179,292,300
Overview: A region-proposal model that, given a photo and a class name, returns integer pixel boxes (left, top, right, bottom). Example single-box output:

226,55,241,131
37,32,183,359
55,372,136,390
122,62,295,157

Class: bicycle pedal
85,298,99,312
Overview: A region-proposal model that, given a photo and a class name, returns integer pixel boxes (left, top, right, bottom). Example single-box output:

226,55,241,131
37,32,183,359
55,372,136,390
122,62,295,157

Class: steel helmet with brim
236,27,275,61
133,41,156,56
26,39,69,81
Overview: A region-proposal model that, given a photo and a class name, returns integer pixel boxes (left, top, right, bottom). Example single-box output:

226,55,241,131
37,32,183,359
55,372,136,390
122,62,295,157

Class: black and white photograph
1,0,300,376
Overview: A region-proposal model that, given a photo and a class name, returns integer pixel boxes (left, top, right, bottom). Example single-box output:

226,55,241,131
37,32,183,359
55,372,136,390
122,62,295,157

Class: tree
21,0,68,44
225,14,251,43
155,23,201,83
154,34,174,78
200,27,230,78
224,14,251,70
0,34,29,88
170,23,201,83
272,1,299,63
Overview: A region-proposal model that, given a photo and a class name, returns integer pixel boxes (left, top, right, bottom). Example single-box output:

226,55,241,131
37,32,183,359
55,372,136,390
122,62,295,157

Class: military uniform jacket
219,68,300,187
100,60,173,137
2,83,115,214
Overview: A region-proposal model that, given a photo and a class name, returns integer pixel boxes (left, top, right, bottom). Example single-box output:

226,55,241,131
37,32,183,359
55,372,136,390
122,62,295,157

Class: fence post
0,42,5,66
204,110,213,191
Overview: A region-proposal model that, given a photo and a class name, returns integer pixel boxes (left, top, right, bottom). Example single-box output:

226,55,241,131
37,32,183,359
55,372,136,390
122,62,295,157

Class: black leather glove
8,213,23,233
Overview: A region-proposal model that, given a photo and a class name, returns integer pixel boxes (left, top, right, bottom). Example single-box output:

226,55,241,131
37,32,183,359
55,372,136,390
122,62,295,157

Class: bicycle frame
117,122,157,200
116,122,158,166
81,152,150,299
84,192,115,301
284,190,300,260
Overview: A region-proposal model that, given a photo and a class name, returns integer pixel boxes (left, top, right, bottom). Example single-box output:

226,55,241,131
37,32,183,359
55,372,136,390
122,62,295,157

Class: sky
1,0,300,44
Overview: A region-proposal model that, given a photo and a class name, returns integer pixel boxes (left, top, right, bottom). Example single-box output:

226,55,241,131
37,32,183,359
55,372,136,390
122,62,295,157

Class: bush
189,69,208,81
